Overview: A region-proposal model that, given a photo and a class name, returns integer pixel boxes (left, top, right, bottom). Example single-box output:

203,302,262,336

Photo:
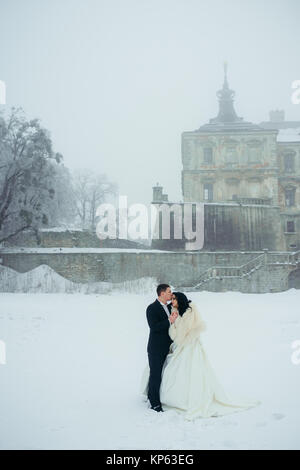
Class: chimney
152,183,169,203
153,183,163,202
269,110,285,122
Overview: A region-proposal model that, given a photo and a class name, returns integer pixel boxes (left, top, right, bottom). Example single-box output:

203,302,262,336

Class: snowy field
0,288,300,450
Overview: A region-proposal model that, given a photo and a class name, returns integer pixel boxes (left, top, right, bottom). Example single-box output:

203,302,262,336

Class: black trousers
147,351,167,408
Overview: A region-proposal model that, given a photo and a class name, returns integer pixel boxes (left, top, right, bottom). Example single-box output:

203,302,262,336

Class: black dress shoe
151,405,164,412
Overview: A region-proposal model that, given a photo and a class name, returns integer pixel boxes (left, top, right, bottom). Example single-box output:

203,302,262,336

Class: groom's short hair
157,284,170,296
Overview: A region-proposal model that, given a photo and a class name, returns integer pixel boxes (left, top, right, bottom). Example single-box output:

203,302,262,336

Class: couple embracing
140,284,261,421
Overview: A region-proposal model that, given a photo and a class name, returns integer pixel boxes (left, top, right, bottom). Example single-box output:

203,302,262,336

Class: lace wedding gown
140,302,261,420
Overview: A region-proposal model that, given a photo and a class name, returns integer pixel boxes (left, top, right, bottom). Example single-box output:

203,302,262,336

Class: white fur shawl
169,302,206,346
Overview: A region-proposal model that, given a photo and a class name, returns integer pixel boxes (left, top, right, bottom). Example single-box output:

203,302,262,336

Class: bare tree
0,107,72,244
72,169,117,230
49,163,77,228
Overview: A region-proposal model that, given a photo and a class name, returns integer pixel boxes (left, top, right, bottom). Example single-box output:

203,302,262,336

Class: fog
0,0,299,205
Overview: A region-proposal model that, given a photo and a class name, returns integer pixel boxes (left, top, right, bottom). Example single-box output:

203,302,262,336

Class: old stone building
152,65,300,252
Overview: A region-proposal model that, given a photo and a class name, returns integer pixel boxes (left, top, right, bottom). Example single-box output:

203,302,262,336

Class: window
247,140,262,163
204,183,213,201
285,188,296,207
203,147,213,164
248,147,261,163
225,147,237,163
287,221,295,233
284,154,295,172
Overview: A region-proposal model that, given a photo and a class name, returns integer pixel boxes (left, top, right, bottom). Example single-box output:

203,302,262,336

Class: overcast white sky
0,0,299,205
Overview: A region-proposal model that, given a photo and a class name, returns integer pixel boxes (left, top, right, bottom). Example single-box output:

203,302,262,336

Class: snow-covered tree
47,163,77,228
0,107,75,243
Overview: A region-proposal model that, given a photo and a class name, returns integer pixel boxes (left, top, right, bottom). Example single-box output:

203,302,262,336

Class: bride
140,292,261,420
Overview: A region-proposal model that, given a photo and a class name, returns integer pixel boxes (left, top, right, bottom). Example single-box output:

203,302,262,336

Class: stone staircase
189,250,300,290
266,251,300,266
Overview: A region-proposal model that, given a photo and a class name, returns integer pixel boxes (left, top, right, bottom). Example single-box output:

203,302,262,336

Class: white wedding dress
140,302,261,420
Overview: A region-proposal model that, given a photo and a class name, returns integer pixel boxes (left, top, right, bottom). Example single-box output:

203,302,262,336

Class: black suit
146,299,173,408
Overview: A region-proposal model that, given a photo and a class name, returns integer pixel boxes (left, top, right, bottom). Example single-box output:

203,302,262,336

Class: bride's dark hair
172,292,192,317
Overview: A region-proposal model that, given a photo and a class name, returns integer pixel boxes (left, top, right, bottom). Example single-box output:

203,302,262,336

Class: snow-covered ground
0,289,300,450
0,248,171,254
0,264,157,294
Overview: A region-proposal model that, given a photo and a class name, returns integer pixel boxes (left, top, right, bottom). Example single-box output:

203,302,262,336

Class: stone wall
0,249,299,293
151,202,283,251
4,229,149,250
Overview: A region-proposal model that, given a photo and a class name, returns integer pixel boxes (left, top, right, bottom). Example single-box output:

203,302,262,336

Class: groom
146,284,178,412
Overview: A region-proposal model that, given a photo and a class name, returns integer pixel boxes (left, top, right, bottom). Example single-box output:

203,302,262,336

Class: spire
196,63,264,133
210,62,242,124
223,61,228,86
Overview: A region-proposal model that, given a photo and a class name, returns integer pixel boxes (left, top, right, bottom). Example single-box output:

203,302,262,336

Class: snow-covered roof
277,127,300,143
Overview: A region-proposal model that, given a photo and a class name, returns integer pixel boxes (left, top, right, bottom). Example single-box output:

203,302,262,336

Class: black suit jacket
146,299,173,356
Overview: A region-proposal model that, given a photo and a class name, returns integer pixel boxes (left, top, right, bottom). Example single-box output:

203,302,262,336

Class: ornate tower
210,62,243,124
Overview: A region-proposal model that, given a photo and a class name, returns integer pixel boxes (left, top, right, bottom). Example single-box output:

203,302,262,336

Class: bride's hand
169,312,178,323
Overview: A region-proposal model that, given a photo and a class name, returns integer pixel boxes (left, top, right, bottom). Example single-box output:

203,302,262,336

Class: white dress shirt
158,299,171,322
